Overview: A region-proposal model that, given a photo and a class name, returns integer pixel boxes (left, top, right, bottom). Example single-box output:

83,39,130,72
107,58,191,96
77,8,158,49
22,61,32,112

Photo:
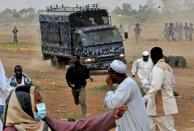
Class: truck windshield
82,28,122,46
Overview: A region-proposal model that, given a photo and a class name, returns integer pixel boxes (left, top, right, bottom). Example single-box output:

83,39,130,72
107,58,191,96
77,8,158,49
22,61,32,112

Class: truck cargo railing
46,4,100,12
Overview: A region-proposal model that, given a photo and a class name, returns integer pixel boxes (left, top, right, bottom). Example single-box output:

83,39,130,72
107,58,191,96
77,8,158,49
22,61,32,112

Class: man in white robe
0,60,14,130
131,51,154,92
144,47,178,131
104,60,150,131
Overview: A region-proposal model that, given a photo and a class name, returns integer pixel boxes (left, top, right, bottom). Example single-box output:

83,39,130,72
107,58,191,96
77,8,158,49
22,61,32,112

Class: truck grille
97,54,116,62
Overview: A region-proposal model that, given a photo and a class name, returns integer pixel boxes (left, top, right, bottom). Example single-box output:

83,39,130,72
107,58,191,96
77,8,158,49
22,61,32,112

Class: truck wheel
62,58,70,70
51,56,62,69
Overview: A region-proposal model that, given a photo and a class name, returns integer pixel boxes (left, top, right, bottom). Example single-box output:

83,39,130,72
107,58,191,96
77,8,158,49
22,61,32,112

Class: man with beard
9,65,32,87
131,51,154,93
104,60,150,131
144,47,178,131
66,55,92,118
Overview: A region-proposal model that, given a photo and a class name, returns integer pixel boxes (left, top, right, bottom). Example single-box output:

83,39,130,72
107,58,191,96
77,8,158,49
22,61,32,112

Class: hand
68,83,75,88
112,105,128,119
106,76,113,91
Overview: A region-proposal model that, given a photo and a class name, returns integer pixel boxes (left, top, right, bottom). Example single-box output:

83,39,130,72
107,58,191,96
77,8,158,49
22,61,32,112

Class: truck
39,4,127,69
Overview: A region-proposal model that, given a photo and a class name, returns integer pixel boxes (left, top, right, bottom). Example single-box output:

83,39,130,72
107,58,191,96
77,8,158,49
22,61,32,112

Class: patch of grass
32,83,47,91
61,112,81,120
56,84,64,89
89,84,117,93
97,107,111,113
0,42,39,51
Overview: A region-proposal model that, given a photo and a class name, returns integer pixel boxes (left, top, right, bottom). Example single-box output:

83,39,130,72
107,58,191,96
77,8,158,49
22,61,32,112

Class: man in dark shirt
13,26,18,43
66,55,92,118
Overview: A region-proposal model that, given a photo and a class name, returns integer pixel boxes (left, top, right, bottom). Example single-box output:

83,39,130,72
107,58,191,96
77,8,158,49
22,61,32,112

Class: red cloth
4,112,116,131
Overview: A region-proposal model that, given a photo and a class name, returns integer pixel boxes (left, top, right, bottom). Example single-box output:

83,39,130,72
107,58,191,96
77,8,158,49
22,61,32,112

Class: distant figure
175,22,179,39
128,19,131,31
118,24,124,38
163,23,169,40
184,22,189,41
188,23,193,41
178,22,183,40
134,23,142,44
9,65,32,87
12,26,18,43
168,23,176,41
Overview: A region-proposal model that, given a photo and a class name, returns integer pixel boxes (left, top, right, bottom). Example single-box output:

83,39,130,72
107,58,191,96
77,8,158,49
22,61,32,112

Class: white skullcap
110,60,126,74
142,51,149,56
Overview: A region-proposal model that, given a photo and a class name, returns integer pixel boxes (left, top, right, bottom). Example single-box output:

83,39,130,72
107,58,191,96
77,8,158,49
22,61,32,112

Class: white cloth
16,76,25,87
145,59,178,116
0,60,13,131
0,119,2,131
150,115,176,131
131,58,154,86
110,60,126,74
143,51,149,56
104,77,150,131
0,60,14,106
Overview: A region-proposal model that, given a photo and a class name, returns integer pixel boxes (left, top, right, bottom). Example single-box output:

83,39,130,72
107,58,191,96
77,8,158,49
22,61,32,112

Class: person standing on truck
66,55,93,118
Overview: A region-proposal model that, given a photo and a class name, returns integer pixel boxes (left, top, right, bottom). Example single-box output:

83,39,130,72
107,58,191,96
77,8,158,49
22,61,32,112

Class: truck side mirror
124,32,128,39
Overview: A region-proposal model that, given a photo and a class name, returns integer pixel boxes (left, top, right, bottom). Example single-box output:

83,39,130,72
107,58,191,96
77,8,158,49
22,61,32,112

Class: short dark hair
75,55,80,60
14,65,22,70
150,47,164,64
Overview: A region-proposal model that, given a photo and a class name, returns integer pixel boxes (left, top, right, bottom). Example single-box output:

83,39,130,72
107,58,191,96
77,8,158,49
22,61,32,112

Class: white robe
144,59,178,116
104,77,150,131
0,60,14,131
131,58,154,87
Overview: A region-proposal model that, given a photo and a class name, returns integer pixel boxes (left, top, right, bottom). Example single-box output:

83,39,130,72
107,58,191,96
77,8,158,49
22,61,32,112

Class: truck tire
62,58,70,70
51,56,62,69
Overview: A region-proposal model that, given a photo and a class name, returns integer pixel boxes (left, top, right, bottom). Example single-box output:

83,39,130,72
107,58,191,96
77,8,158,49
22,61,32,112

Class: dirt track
0,24,194,131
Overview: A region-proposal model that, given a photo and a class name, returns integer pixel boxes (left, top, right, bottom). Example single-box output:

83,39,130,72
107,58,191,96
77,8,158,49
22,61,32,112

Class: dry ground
0,24,194,131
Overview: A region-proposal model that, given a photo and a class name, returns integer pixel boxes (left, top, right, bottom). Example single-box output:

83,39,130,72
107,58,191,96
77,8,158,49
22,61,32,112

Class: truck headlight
84,58,95,63
119,53,125,58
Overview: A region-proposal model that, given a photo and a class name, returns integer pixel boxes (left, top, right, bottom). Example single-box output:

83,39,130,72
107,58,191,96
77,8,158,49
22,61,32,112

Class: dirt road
0,24,194,130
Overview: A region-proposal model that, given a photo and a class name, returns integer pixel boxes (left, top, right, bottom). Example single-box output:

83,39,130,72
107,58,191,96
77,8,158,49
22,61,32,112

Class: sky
0,0,149,10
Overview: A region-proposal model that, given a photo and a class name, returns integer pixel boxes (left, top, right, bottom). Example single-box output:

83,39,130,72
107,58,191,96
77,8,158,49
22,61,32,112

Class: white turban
142,51,149,56
110,60,126,74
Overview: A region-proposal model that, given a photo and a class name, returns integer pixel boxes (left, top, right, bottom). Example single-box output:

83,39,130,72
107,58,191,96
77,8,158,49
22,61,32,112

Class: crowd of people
163,22,193,41
0,46,178,131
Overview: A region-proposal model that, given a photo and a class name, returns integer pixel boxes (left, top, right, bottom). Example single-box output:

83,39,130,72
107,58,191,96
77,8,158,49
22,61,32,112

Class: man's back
146,59,178,116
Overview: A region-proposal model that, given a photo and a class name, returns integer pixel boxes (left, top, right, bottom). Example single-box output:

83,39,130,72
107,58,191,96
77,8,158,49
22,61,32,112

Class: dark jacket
66,64,89,89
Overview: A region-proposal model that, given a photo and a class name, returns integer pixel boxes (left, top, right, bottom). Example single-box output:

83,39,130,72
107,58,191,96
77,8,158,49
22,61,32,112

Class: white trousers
0,119,2,131
150,115,176,131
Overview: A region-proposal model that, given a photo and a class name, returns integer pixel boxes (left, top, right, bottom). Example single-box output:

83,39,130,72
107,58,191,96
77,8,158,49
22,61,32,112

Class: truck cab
39,4,127,69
